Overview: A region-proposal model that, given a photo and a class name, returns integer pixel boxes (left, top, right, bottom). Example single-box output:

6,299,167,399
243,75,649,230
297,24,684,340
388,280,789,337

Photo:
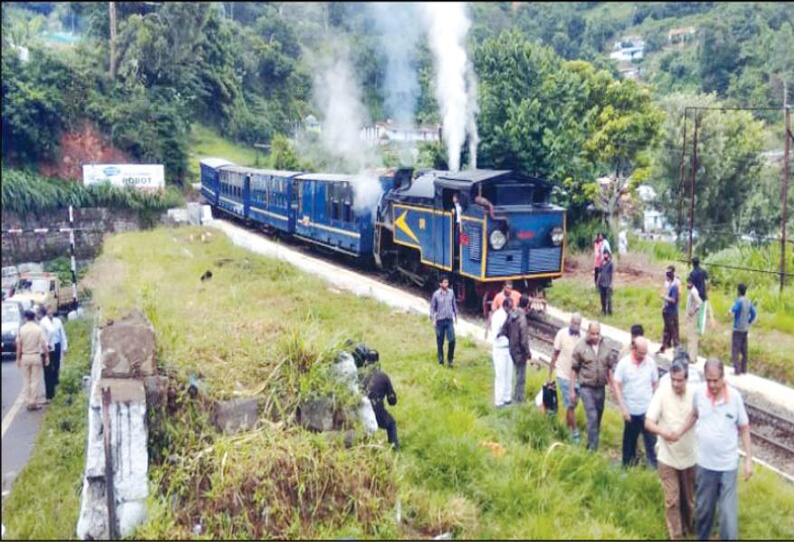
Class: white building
609,36,645,62
360,120,441,146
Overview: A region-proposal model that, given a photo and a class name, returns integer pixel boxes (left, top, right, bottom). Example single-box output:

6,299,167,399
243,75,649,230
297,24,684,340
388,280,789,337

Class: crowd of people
14,304,68,411
428,267,757,540
592,234,758,376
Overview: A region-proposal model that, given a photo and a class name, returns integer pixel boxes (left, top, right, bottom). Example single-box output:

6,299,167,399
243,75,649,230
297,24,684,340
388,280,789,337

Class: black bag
542,380,558,414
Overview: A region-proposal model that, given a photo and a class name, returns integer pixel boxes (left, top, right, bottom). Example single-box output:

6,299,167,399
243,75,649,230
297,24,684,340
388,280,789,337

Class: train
199,158,566,313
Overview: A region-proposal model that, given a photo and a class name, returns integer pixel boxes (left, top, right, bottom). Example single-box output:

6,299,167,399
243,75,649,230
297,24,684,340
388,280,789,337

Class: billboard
82,164,165,190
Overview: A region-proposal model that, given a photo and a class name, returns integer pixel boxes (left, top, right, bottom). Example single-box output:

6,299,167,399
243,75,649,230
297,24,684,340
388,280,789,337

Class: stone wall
76,311,157,540
1,208,144,266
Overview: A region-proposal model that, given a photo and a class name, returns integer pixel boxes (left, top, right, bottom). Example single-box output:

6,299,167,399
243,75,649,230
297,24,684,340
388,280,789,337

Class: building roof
296,173,353,182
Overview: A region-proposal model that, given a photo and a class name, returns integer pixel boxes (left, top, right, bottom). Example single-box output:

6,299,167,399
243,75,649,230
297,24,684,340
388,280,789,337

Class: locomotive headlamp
489,229,507,250
550,226,564,246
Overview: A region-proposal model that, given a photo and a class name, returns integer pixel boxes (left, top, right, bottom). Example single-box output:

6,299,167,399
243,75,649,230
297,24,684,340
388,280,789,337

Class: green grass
2,317,94,540
187,124,262,181
80,227,794,539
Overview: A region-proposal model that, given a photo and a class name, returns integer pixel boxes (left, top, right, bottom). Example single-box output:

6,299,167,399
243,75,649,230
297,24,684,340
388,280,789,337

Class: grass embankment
187,124,261,182
83,227,794,539
2,317,94,540
553,239,794,386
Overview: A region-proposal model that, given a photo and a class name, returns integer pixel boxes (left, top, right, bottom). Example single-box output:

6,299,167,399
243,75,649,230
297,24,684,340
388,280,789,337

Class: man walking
619,324,644,359
671,359,754,541
729,284,756,375
549,313,583,444
506,294,531,403
38,305,57,403
490,297,514,408
688,257,710,335
645,361,697,540
16,310,49,411
613,337,659,468
430,276,458,368
659,265,680,354
363,368,399,451
685,277,703,362
597,250,614,316
570,321,618,451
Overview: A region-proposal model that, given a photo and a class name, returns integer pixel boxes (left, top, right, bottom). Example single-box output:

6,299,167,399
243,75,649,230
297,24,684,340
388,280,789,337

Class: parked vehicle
2,301,22,359
12,271,68,314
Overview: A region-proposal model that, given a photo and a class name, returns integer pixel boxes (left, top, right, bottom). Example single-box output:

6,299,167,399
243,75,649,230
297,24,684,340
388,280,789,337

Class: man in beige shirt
645,361,696,540
548,312,583,444
16,310,49,411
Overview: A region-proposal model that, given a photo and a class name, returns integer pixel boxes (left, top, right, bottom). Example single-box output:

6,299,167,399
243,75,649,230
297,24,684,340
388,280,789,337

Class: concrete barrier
76,311,156,539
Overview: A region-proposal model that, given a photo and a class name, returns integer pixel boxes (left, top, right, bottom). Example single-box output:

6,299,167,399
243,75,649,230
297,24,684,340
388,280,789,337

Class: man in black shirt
688,257,709,335
363,369,399,450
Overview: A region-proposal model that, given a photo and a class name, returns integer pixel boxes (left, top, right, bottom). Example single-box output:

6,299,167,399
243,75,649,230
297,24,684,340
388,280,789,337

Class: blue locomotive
200,159,566,311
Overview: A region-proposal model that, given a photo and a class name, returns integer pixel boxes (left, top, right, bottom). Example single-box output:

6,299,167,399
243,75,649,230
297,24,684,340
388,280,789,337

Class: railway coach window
343,183,354,223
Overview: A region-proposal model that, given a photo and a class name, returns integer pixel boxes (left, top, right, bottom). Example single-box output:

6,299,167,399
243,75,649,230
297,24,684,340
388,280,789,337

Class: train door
432,186,451,270
243,173,251,218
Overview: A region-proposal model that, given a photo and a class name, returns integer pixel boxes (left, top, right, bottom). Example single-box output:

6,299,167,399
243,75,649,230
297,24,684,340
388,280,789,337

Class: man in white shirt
37,305,56,403
490,297,513,408
669,359,753,541
685,277,702,362
548,312,583,443
613,337,659,468
645,361,696,540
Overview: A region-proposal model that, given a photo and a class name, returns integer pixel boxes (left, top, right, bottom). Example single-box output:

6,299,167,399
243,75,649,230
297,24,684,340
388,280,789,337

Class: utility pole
688,112,699,262
782,96,790,292
678,110,688,241
109,2,117,80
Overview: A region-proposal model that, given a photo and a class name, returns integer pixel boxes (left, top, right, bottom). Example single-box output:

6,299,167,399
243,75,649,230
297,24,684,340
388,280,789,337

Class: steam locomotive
200,158,566,312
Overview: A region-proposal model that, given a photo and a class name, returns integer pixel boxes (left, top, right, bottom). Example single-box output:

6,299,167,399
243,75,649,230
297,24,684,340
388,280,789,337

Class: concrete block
99,310,156,378
76,477,108,540
91,379,146,405
212,398,259,434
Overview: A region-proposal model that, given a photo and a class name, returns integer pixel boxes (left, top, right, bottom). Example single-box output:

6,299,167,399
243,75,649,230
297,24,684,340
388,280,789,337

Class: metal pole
678,109,688,240
782,104,791,292
102,387,118,540
69,206,78,311
688,113,699,262
109,2,117,80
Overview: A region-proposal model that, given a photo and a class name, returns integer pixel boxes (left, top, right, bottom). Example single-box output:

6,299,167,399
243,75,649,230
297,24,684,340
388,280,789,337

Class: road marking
1,390,26,439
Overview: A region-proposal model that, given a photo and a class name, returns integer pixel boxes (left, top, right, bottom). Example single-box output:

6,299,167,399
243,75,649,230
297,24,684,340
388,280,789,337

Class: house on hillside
304,115,321,135
609,36,645,62
667,26,697,46
360,120,442,147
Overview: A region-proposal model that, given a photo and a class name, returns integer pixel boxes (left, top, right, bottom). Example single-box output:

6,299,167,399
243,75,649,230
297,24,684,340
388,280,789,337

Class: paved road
1,357,45,506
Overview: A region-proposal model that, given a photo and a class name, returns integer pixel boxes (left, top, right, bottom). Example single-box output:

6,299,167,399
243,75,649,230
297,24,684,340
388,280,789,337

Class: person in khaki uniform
15,309,49,411
645,361,697,540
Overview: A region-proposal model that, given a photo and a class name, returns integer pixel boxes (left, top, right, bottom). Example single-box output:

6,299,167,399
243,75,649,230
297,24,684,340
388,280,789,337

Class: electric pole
109,2,117,80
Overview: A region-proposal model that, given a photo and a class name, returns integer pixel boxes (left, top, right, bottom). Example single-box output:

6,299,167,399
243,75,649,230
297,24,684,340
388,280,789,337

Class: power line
674,259,794,278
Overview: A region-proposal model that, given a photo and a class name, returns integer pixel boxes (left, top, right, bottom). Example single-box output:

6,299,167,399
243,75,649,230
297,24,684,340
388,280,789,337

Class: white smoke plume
369,3,421,129
422,2,478,171
310,40,383,213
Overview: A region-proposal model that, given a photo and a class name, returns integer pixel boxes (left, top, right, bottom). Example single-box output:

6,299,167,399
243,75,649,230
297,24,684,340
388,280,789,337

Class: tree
650,93,769,253
269,134,300,170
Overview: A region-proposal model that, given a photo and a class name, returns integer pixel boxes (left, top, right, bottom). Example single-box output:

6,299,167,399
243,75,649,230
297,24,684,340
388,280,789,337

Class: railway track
525,313,794,480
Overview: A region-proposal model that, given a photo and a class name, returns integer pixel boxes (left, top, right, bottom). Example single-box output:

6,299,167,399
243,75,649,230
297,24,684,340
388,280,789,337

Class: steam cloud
423,2,478,171
369,3,421,129
311,40,383,213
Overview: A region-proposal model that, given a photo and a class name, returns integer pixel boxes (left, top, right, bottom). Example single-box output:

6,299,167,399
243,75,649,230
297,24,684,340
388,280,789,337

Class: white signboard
82,164,165,190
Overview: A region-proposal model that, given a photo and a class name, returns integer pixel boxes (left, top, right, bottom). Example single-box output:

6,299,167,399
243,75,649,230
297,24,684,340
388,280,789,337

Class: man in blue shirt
430,276,458,368
728,283,756,375
658,265,680,355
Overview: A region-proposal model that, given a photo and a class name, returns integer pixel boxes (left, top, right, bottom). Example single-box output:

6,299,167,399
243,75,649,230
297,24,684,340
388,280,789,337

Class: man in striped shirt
430,276,458,368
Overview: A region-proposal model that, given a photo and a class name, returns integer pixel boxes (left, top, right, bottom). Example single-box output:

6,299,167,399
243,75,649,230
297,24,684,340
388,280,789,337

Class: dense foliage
1,167,183,215
2,2,791,251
